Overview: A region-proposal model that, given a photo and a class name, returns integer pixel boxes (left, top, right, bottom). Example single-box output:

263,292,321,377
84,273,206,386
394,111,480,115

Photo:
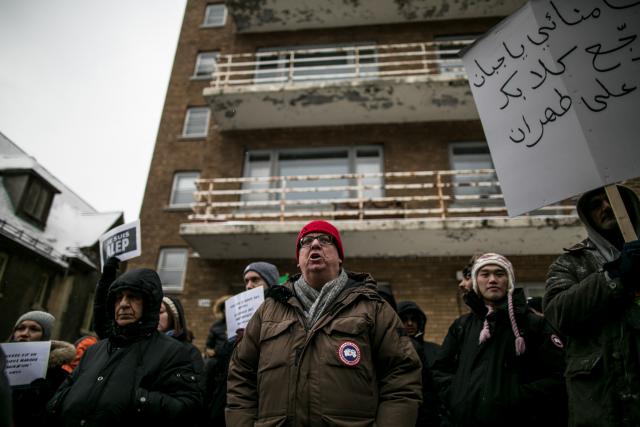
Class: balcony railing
189,169,576,222
209,41,473,90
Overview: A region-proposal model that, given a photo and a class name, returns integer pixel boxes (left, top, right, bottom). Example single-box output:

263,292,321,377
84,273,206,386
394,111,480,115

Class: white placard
99,219,142,267
462,0,640,216
1,341,51,387
225,286,265,339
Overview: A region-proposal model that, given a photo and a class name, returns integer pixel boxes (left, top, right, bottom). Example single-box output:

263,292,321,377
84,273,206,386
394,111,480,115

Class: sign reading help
462,0,640,216
99,219,142,267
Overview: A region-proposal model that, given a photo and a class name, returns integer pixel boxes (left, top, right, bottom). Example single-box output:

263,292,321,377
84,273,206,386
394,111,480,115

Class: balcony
203,41,478,130
179,169,585,259
225,0,526,33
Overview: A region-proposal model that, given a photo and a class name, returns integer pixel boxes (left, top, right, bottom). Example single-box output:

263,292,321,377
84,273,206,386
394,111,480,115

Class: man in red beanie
227,220,422,426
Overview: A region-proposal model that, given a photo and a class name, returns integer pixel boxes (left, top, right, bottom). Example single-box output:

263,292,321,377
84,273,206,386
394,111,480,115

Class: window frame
202,4,227,28
169,171,200,208
192,51,219,79
242,145,385,204
18,175,56,228
448,141,500,207
157,248,189,292
181,107,210,138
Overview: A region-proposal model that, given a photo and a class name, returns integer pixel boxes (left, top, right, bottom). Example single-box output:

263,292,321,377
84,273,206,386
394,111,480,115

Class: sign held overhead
462,0,640,216
99,219,142,267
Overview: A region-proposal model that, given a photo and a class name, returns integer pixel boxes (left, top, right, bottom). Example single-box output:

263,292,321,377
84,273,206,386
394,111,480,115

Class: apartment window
157,248,188,292
255,43,378,84
193,51,219,78
449,142,500,206
243,146,383,204
182,107,210,137
203,4,227,27
170,172,200,207
435,35,477,76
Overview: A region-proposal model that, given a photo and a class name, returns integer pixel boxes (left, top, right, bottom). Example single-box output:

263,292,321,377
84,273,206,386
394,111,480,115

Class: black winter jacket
432,289,566,427
47,269,203,427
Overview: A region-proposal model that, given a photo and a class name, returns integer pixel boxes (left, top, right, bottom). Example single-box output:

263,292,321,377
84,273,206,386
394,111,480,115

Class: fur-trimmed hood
48,340,75,369
212,295,232,321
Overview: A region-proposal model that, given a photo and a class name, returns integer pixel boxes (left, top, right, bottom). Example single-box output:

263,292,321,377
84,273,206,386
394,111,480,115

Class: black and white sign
99,219,142,266
462,0,640,216
1,341,51,386
225,287,265,338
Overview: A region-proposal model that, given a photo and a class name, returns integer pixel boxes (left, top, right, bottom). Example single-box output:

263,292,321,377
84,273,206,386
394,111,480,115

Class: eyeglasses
299,234,334,248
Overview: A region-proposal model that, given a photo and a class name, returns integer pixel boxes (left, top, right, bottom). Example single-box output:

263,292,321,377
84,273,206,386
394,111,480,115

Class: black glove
102,256,120,277
603,240,640,282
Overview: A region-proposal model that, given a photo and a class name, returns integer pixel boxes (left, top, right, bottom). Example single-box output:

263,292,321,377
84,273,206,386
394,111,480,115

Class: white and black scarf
294,269,349,328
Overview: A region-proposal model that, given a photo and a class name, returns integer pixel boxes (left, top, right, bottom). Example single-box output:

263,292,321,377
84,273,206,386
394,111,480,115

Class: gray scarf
295,269,349,328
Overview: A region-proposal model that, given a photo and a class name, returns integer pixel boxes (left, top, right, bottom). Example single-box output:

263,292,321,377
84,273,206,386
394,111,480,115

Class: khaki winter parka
226,271,422,427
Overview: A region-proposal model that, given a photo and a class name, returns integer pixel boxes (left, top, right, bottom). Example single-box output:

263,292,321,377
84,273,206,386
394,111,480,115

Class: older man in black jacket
47,269,202,427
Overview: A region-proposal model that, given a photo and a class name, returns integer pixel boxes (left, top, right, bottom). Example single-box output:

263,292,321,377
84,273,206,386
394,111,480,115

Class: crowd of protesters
1,184,639,427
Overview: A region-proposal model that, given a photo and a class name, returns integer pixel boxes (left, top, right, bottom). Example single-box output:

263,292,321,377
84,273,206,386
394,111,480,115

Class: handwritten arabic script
465,0,639,149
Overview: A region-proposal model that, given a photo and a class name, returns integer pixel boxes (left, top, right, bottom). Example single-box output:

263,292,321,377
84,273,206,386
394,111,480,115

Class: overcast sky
0,0,187,222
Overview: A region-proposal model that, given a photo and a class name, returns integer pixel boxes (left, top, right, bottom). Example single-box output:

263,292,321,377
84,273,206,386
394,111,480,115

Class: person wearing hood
544,185,640,427
432,253,566,427
398,301,442,426
226,220,422,426
7,310,75,427
47,269,203,427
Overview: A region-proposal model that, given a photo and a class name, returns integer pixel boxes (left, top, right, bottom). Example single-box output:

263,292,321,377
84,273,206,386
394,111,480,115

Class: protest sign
1,341,51,386
225,286,265,338
462,0,640,216
99,219,142,267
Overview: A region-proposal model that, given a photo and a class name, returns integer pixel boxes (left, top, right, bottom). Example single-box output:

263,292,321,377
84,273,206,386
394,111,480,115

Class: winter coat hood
212,295,231,321
397,301,426,336
106,268,163,339
49,340,76,369
575,185,640,262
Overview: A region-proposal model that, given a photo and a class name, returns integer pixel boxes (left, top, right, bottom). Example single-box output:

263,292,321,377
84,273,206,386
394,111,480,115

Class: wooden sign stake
604,184,638,243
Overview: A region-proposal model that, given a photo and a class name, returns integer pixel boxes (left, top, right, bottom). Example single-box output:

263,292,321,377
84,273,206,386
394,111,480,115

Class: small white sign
99,219,142,267
1,341,51,387
225,287,265,339
462,0,640,216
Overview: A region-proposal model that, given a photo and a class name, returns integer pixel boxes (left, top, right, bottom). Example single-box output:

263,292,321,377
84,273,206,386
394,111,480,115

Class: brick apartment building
130,0,604,350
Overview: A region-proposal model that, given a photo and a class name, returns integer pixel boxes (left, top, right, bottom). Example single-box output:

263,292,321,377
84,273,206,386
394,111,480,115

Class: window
203,4,227,27
157,248,188,292
170,172,200,207
435,35,477,76
81,291,95,333
193,51,219,78
182,107,210,137
32,273,50,309
255,43,378,84
21,177,55,226
449,142,500,206
243,146,383,205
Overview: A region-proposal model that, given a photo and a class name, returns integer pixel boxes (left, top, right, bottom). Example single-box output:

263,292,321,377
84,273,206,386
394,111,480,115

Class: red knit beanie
296,220,344,261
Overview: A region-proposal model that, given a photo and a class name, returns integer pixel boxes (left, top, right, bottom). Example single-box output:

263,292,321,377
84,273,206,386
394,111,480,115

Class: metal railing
209,40,472,90
0,218,68,265
189,169,576,222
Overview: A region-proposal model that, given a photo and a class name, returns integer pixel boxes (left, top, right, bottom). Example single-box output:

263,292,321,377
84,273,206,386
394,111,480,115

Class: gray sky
0,0,187,222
